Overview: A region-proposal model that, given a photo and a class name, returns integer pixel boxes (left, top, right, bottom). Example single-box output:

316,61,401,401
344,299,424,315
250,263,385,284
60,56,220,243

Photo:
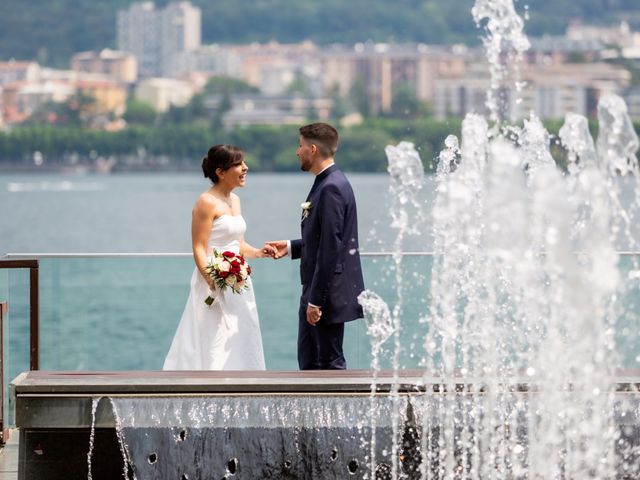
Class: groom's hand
266,240,288,259
306,305,322,326
260,243,278,258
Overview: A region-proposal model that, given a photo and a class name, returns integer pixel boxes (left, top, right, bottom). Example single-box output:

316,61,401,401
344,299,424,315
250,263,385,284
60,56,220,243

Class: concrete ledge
11,369,640,394
11,370,640,429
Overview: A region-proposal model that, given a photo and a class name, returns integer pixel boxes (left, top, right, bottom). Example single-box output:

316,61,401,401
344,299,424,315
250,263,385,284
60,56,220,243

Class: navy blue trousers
297,304,346,370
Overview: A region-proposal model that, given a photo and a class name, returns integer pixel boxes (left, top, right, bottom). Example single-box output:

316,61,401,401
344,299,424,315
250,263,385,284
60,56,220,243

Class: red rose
247,265,252,275
222,251,236,258
219,271,230,279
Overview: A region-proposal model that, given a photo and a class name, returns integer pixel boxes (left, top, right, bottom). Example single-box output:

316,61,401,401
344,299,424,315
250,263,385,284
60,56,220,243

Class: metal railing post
0,259,39,371
29,265,39,371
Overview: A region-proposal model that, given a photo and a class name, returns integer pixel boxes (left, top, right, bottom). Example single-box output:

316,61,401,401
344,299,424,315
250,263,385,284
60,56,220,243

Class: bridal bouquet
204,250,251,305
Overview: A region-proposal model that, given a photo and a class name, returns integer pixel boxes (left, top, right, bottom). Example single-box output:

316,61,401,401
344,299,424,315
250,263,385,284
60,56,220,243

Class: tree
391,83,419,118
329,84,348,123
390,83,433,119
286,73,311,95
204,76,259,95
26,92,96,127
160,93,209,125
123,99,157,125
350,78,371,118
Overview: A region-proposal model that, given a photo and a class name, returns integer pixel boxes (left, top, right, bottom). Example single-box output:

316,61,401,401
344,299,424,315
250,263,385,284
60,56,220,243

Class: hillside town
1,1,640,132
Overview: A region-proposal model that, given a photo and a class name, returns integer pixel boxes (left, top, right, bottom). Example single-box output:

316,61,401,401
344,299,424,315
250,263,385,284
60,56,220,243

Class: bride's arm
240,238,273,259
192,194,216,286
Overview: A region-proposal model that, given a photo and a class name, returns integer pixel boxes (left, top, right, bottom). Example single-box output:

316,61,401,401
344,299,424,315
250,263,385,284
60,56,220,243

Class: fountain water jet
356,1,640,479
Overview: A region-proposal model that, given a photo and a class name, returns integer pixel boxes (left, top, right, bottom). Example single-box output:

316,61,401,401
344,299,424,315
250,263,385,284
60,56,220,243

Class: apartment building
432,61,631,121
321,43,467,115
71,49,138,84
228,41,321,96
0,61,41,85
204,93,332,129
135,78,194,112
117,1,201,78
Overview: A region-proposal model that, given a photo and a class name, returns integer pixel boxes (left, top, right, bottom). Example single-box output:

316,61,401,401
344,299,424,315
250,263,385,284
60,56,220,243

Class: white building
135,77,194,112
566,21,638,49
229,41,321,96
117,1,201,78
175,45,243,78
205,93,332,129
0,61,41,85
432,62,491,119
432,62,631,121
623,87,640,119
321,43,468,115
71,49,138,84
16,81,76,117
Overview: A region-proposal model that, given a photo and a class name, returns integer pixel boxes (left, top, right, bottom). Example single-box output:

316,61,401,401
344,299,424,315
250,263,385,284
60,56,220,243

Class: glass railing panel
3,254,435,372
344,254,434,370
614,254,640,370
3,253,639,377
36,256,192,371
0,266,6,430
0,266,6,302
4,266,30,427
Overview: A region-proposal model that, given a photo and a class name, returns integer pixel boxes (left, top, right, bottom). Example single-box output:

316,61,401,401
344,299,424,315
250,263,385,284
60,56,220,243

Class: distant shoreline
0,163,391,175
0,162,200,175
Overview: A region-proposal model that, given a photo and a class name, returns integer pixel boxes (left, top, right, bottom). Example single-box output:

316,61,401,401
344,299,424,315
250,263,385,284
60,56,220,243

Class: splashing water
597,94,640,177
471,0,530,123
357,0,640,478
436,135,461,178
110,397,136,480
358,289,394,476
87,397,101,480
559,112,598,175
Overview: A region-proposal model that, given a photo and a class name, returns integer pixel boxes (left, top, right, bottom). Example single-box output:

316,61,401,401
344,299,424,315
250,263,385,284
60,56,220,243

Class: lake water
1,172,639,380
0,172,437,377
0,172,433,253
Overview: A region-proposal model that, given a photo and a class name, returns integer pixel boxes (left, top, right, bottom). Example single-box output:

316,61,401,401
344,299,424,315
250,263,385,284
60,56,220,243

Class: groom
269,123,364,370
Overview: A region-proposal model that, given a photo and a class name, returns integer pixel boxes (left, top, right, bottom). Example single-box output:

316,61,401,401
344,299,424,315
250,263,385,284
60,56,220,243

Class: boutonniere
301,201,312,220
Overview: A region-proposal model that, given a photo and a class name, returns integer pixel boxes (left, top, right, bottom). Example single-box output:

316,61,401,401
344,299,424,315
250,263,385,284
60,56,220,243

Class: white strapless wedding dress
163,215,266,370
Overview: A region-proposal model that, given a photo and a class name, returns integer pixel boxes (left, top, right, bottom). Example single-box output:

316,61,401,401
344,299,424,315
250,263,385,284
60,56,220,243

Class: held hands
265,240,288,259
258,243,278,258
255,240,287,259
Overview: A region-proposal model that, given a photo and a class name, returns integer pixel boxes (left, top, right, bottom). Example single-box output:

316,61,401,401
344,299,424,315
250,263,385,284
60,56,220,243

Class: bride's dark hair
202,144,245,183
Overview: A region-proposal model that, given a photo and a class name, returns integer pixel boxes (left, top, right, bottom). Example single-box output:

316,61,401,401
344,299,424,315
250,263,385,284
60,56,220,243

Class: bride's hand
259,243,277,258
266,240,288,259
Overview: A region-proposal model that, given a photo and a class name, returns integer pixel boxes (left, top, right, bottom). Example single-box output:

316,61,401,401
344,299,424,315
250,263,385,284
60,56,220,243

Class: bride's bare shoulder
193,191,220,216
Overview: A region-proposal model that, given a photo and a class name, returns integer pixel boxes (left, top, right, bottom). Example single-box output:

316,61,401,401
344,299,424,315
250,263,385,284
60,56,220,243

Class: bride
163,144,274,370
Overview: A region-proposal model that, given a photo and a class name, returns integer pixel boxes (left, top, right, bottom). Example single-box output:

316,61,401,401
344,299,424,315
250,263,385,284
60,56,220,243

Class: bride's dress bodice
208,214,246,254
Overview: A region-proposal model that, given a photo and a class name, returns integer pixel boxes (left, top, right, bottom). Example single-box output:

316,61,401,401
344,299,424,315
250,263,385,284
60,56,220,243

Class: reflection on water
6,180,106,192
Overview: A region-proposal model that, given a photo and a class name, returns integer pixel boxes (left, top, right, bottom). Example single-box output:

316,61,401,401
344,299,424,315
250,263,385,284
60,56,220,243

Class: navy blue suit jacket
291,165,364,324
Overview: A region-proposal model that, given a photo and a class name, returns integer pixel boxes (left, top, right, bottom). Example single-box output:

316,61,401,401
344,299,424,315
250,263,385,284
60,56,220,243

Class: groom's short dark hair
299,123,338,158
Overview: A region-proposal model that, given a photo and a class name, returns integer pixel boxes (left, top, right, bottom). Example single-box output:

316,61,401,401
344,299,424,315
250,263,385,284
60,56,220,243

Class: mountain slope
0,0,637,67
